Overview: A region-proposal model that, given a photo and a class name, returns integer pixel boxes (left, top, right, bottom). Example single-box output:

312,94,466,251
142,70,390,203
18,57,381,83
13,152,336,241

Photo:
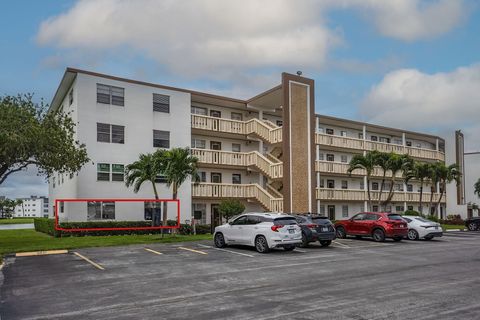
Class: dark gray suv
293,214,336,247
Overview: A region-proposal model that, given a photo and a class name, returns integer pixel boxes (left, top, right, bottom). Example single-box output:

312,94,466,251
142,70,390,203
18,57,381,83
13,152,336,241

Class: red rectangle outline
55,199,180,232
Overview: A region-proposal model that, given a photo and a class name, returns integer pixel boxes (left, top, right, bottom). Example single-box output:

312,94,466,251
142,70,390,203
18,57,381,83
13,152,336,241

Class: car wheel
300,232,309,248
336,226,347,239
407,229,419,241
355,235,362,240
372,229,385,242
214,233,227,248
319,240,332,247
393,236,402,242
255,235,270,253
284,245,295,251
467,222,478,231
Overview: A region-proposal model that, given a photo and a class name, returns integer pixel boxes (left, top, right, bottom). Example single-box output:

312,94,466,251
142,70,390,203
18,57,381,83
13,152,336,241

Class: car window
352,213,366,221
273,217,297,226
365,214,379,221
403,217,412,223
414,217,430,223
231,216,247,225
245,215,261,225
387,214,404,221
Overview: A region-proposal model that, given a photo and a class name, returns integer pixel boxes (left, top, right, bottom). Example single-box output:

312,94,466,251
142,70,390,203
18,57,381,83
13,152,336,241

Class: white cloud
0,166,47,200
36,0,466,85
360,63,480,150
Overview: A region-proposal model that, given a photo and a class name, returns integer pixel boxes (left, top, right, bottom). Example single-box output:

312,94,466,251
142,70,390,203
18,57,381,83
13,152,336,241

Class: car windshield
273,217,297,226
414,217,431,223
387,214,404,221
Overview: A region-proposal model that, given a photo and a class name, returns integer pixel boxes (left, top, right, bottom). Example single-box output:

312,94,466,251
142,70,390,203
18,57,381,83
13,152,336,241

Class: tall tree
434,163,461,217
427,162,441,215
373,152,391,209
348,151,378,211
383,154,414,208
162,148,199,227
218,199,245,222
0,94,89,185
410,162,432,215
474,178,480,199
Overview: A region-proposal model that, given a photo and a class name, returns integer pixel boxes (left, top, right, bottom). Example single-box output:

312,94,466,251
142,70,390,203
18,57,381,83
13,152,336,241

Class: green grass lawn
0,218,34,225
0,229,212,258
442,224,465,230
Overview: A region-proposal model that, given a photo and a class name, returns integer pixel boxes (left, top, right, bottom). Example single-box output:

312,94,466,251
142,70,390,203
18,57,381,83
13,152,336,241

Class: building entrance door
327,205,336,220
210,204,221,233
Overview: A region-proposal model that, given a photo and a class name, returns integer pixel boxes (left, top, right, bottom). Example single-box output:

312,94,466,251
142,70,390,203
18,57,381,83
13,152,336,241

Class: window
191,106,207,115
340,131,347,137
326,128,334,135
231,112,243,121
210,110,221,118
372,182,379,190
153,94,170,113
211,172,222,183
191,139,206,149
319,179,324,188
198,172,206,182
232,174,241,184
96,84,124,106
319,153,324,161
319,205,325,215
372,205,379,212
69,89,73,105
97,123,124,144
407,184,413,192
232,143,241,153
407,206,413,211
395,183,404,191
276,120,283,126
406,141,412,147
97,163,110,181
210,141,222,150
153,130,170,148
395,206,404,212
327,180,335,189
342,205,349,218
341,180,348,189
87,201,115,220
371,136,378,142
341,155,348,163
192,203,207,224
326,154,335,162
360,180,365,190
358,133,364,139
112,164,124,181
379,137,390,143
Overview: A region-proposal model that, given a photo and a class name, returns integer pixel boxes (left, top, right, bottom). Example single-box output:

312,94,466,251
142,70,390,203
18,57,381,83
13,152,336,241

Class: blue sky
1,0,480,199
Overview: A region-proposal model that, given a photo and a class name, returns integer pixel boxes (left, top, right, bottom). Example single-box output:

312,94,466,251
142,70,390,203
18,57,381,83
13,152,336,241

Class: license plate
322,227,329,232
288,229,294,234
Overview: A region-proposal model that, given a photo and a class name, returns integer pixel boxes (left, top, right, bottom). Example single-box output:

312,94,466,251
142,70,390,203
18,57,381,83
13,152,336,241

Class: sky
1,0,480,200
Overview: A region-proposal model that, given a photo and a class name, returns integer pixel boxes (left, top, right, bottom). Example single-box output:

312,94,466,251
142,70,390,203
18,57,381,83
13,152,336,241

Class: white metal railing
192,183,283,212
316,188,445,203
192,148,283,179
315,133,445,161
315,161,403,178
191,114,282,144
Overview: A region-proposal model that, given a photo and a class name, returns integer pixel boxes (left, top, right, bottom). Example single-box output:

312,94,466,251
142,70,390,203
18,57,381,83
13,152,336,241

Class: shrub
194,224,212,234
440,214,464,225
426,215,440,223
402,210,421,216
218,199,245,222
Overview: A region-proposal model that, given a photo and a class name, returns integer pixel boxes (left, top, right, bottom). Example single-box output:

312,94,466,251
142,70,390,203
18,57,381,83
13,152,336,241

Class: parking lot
2,231,480,320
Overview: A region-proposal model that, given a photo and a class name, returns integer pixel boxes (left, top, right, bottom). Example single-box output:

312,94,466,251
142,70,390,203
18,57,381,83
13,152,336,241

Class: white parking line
144,248,163,255
73,252,105,270
332,240,350,248
293,249,307,253
198,244,255,257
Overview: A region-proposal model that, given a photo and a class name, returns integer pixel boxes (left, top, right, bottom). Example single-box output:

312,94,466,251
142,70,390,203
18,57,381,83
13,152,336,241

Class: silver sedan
402,215,443,240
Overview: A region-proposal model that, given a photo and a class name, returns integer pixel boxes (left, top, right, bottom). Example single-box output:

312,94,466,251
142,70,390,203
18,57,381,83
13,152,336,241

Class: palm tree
161,148,199,228
411,162,432,215
383,154,414,209
474,178,480,198
125,151,164,226
373,152,391,209
434,163,461,217
348,151,378,211
427,162,440,216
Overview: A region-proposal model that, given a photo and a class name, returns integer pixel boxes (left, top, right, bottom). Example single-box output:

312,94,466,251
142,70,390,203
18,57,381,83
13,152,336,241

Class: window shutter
153,94,170,113
111,125,125,144
97,123,111,142
97,84,111,104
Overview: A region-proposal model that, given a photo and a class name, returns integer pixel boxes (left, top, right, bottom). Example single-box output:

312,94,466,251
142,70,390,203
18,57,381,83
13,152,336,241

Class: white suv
213,213,302,253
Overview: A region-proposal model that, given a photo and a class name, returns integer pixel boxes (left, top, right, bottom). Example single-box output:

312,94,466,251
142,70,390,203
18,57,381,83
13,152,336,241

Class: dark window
210,110,221,118
327,180,335,189
372,205,379,212
96,84,111,104
407,206,413,211
211,173,222,183
153,94,170,113
371,136,378,142
341,180,348,189
406,141,412,147
111,125,125,144
97,123,111,142
232,143,241,153
97,163,110,181
111,164,124,181
97,84,124,106
210,141,222,150
231,112,243,121
379,137,390,143
326,154,335,162
232,174,241,184
372,182,379,190
358,133,364,139
87,201,115,220
231,215,247,225
153,130,170,148
407,184,413,192
199,172,206,182
326,128,334,135
340,131,347,137
69,89,73,105
276,120,283,126
245,215,260,225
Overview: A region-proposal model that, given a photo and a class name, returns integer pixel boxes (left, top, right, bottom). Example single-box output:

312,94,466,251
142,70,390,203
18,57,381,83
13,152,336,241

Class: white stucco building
14,196,49,218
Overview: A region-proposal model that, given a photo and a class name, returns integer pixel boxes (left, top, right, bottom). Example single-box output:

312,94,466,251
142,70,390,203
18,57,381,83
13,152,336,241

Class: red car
335,212,408,242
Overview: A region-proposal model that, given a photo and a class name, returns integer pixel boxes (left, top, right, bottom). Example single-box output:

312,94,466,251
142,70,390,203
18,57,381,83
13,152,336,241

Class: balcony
316,188,446,203
191,114,282,144
316,133,445,161
192,182,283,212
316,161,403,178
192,148,282,179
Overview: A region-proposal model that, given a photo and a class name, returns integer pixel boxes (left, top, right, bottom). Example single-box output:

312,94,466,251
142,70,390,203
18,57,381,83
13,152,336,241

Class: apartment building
14,196,49,218
49,68,450,225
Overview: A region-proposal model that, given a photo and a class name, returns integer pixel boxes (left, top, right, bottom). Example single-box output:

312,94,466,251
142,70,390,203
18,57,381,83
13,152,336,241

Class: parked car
402,215,443,240
213,213,302,253
335,212,408,242
293,214,336,247
465,216,480,231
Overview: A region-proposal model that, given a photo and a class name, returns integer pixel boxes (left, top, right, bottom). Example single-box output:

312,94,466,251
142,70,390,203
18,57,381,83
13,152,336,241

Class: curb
15,250,69,257
444,229,465,232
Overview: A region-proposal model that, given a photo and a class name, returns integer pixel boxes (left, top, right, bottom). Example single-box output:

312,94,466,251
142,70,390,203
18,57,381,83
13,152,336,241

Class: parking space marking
198,244,255,257
332,240,350,248
144,248,163,255
293,249,307,253
73,252,105,270
178,246,208,255
15,249,68,257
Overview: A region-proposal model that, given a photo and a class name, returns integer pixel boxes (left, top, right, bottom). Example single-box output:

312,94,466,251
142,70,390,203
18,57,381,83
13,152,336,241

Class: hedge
33,218,192,237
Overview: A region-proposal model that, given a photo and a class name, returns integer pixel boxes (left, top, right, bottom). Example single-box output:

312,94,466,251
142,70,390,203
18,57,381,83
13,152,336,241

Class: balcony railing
192,149,283,179
316,133,445,161
316,161,403,178
192,182,283,212
191,114,282,144
316,188,445,203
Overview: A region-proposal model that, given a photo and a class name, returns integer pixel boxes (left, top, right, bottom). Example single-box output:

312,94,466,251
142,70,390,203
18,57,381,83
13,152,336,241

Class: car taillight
271,225,282,232
307,224,318,230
